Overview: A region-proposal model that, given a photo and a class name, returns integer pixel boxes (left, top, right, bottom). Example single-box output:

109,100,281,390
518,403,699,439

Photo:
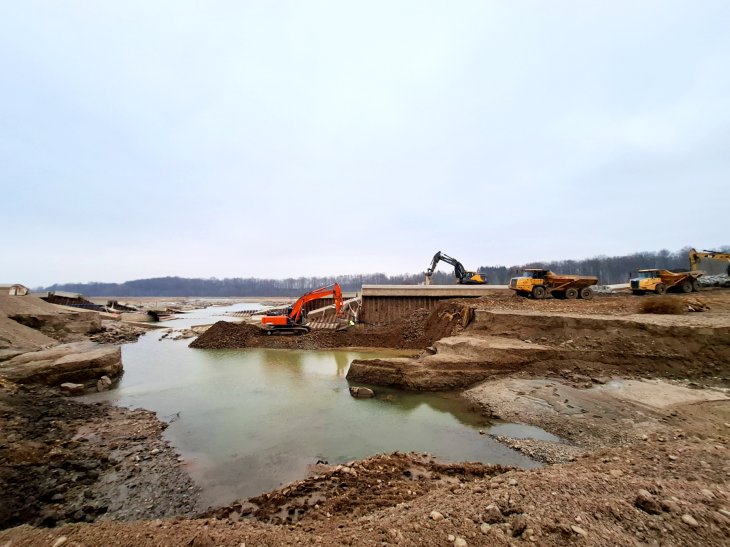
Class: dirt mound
640,297,687,315
205,452,508,525
189,303,472,351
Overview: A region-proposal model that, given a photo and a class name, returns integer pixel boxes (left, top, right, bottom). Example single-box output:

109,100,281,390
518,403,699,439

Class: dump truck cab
510,269,551,298
630,269,702,295
510,269,548,291
630,270,663,294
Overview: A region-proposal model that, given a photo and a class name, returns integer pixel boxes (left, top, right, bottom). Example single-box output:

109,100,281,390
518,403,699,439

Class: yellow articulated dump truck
630,269,703,295
509,269,599,300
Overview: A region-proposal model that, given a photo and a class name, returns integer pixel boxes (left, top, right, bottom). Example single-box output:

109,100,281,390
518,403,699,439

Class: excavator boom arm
689,248,730,274
426,251,467,280
289,283,343,322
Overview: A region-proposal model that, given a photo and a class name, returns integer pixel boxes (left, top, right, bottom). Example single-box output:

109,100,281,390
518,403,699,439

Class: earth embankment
346,307,730,391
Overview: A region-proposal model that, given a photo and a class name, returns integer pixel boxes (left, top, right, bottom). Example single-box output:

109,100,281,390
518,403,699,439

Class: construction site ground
2,289,730,545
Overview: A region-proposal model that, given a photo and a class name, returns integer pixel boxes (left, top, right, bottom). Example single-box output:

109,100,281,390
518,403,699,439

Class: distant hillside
43,246,728,296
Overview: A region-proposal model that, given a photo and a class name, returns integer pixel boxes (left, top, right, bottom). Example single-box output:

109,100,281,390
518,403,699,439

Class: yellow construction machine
509,269,598,300
689,248,730,275
630,269,703,295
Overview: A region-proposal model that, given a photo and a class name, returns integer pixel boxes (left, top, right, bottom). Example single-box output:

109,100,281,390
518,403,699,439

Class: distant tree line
43,246,728,296
477,246,730,284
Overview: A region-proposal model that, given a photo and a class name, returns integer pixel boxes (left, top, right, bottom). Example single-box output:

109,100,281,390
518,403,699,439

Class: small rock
508,478,518,486
454,538,467,547
661,499,681,513
60,383,85,395
430,510,444,521
717,509,730,519
52,538,68,547
151,448,160,455
511,516,528,537
349,386,375,399
480,523,491,533
447,535,455,542
668,454,677,461
635,489,662,514
700,489,714,499
570,525,588,537
609,469,623,477
681,514,698,527
96,375,113,392
483,504,503,524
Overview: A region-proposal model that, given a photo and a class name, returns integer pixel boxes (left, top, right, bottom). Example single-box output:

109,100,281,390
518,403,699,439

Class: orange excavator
260,283,343,335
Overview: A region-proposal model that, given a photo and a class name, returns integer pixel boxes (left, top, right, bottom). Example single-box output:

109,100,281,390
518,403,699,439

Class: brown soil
346,291,730,391
190,302,472,351
460,288,730,316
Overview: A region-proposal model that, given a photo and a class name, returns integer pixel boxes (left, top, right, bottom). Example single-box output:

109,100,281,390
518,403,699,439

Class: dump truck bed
545,274,598,289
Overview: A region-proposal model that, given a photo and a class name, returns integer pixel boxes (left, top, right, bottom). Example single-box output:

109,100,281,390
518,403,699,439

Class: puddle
85,304,546,509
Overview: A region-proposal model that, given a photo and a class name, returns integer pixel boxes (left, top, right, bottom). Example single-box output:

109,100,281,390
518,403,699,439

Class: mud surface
0,382,198,531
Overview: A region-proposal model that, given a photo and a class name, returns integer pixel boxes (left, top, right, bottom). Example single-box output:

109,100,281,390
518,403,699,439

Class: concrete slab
361,284,509,297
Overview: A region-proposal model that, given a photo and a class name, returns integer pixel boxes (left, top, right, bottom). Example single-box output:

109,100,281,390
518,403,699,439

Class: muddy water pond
86,305,541,509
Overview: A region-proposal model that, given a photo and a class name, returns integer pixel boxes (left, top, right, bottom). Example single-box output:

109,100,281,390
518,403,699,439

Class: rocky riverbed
0,382,199,530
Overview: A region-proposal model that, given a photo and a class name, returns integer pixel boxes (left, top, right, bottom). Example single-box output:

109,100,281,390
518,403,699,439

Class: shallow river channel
85,303,546,509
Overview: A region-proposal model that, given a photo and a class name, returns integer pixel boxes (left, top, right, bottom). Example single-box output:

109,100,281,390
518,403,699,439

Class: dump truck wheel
692,279,700,292
654,283,666,295
565,287,579,299
579,287,594,300
532,286,546,299
632,290,645,296
679,280,692,293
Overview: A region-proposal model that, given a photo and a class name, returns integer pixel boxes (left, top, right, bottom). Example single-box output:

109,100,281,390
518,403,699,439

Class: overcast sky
1,1,728,286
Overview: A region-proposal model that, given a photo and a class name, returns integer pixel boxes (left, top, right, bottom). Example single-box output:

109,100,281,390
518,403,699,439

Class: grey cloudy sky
1,1,729,286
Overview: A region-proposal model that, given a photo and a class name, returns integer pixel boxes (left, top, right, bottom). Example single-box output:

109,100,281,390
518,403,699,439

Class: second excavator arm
689,248,730,275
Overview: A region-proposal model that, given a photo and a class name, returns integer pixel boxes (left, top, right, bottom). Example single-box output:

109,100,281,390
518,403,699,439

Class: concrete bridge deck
361,284,509,297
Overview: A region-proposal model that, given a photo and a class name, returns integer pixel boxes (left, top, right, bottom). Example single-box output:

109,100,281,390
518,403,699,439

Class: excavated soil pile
190,302,471,351
0,382,198,531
